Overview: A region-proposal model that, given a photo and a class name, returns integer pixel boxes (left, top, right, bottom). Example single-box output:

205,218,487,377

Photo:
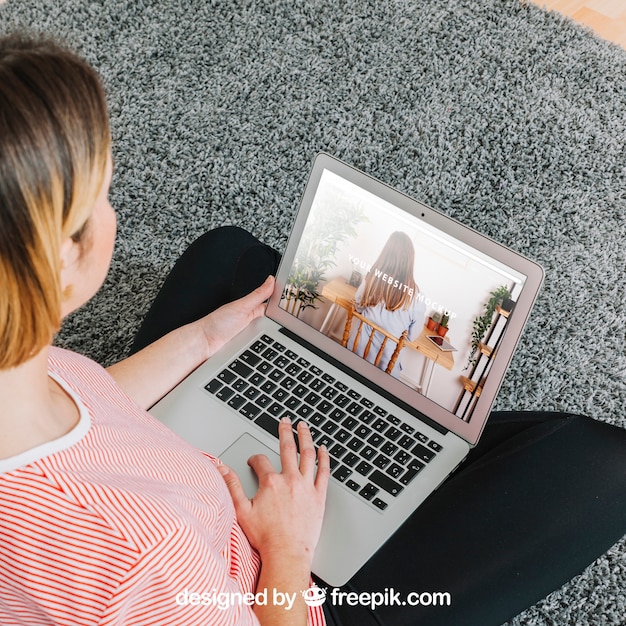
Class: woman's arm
218,419,330,626
107,277,274,409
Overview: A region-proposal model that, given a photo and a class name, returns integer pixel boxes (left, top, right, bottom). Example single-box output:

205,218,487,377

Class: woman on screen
348,231,426,378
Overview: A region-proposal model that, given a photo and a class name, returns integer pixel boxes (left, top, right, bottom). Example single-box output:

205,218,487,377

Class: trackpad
219,434,282,499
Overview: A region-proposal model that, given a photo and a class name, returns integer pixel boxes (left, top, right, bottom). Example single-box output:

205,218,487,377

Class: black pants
132,227,626,626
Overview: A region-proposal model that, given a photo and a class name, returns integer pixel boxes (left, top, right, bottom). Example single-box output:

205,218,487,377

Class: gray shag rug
2,0,624,624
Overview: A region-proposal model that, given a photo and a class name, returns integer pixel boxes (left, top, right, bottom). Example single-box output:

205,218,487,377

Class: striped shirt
0,347,325,625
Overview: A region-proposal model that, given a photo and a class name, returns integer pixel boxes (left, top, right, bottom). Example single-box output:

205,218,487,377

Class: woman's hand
218,419,330,625
108,276,274,410
219,418,330,563
197,275,275,360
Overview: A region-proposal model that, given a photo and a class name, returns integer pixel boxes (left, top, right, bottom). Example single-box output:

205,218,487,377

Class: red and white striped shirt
0,347,325,625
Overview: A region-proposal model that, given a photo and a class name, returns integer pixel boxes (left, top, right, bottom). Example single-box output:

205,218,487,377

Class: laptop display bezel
265,153,544,446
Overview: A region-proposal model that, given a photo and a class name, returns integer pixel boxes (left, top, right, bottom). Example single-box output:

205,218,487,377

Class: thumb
217,464,251,513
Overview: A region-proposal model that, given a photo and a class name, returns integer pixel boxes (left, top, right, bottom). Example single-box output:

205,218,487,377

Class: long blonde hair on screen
358,231,418,312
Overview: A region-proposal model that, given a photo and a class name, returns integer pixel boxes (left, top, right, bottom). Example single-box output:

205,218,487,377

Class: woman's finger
296,421,318,477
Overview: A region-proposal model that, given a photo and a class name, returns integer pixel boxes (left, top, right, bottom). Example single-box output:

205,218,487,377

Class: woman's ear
59,236,81,309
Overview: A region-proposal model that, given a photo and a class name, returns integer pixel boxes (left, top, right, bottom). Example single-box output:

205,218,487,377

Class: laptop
150,153,544,586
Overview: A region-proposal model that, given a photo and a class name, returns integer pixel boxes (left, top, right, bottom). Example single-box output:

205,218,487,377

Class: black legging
132,226,626,626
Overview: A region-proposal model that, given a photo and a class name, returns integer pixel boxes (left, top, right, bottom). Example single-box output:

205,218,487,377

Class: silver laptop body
150,153,544,586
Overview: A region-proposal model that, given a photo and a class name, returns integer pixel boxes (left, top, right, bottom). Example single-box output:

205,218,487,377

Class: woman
0,34,328,626
349,232,426,378
1,34,625,626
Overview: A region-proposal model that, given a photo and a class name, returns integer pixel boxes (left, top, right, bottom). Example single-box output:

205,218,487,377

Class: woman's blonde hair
0,34,111,369
358,231,418,312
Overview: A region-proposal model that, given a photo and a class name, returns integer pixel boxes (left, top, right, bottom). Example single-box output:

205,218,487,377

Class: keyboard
204,334,444,511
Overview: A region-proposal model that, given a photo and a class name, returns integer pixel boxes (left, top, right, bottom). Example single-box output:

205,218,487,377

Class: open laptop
150,153,544,586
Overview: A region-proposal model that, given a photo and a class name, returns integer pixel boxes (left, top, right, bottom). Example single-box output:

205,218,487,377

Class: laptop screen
268,155,543,445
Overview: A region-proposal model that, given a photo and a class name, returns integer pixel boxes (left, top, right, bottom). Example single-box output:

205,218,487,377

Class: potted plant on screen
282,200,367,318
437,314,450,337
465,285,512,369
427,311,441,332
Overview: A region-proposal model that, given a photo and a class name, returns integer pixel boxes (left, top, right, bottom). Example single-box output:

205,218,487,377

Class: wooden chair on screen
337,297,409,375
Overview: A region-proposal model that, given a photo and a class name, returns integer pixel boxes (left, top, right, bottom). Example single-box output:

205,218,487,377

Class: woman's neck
0,346,80,460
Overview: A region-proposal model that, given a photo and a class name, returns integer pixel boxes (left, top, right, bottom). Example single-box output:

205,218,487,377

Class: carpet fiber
1,0,625,623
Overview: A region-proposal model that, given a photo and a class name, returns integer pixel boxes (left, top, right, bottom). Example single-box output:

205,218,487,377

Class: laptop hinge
279,327,449,437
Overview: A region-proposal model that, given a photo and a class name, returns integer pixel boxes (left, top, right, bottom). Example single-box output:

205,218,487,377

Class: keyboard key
372,497,388,511
227,395,246,410
216,387,235,402
346,402,363,417
368,433,385,448
239,402,261,420
244,386,260,400
282,376,297,391
369,470,404,496
240,350,261,366
372,418,388,433
255,413,279,438
257,361,273,374
249,372,264,387
250,340,266,353
321,421,339,435
360,410,376,424
260,380,277,394
355,461,373,477
343,452,359,467
428,441,443,452
329,443,347,459
269,368,286,382
385,427,402,441
205,379,222,394
347,437,365,452
229,360,253,378
346,479,360,492
322,387,338,400
267,402,284,417
303,391,321,406
342,416,359,431
361,446,377,460
217,369,236,384
332,465,352,483
397,434,414,449
359,483,379,501
272,388,289,402
309,413,326,426
386,463,404,479
373,454,391,469
381,442,398,457
335,429,351,443
335,394,350,408
394,450,411,465
355,425,372,439
411,443,436,463
255,394,272,408
232,378,248,392
399,460,425,485
296,404,314,418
